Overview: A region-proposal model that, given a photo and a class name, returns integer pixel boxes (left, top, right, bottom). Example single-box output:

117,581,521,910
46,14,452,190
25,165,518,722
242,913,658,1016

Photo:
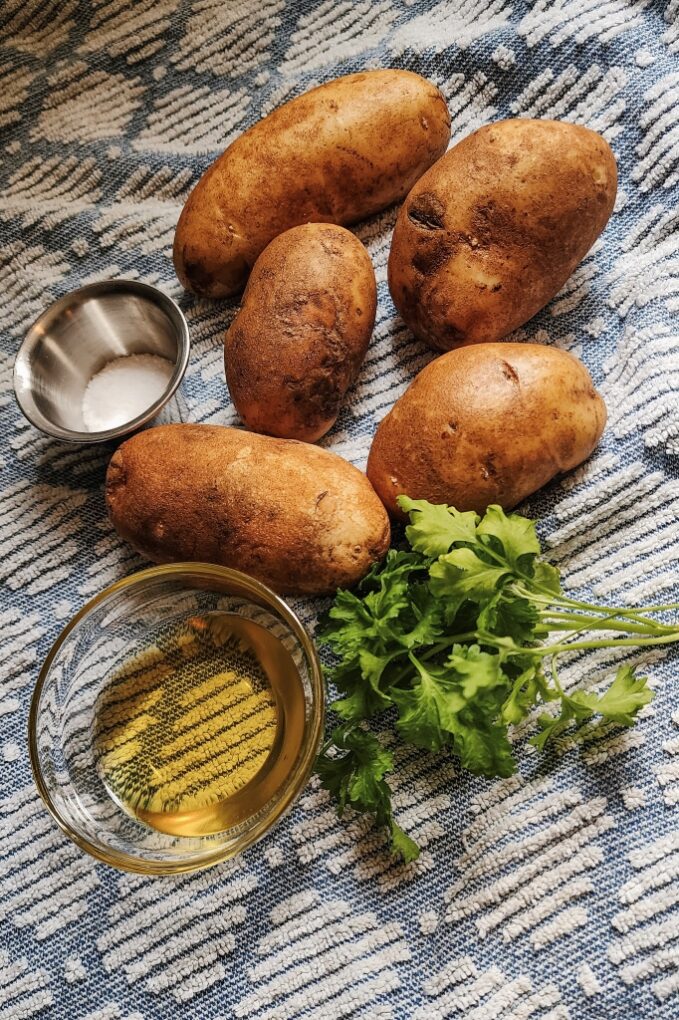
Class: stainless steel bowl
13,280,190,443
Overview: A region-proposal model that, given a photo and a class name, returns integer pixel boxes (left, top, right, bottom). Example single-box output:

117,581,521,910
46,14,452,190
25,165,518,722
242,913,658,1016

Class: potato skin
174,70,451,298
388,119,617,350
106,424,390,595
225,224,376,443
366,343,607,518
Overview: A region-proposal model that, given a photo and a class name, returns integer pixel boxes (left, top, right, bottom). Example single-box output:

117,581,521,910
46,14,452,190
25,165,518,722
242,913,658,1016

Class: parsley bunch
315,497,677,862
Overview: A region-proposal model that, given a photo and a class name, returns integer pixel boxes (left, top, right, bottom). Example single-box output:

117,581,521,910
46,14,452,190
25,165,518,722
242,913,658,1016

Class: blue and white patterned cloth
1,2,678,1017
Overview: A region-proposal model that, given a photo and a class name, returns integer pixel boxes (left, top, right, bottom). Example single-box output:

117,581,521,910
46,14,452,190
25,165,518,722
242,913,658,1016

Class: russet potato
388,119,617,350
366,343,607,518
106,424,390,595
174,70,450,297
225,224,376,442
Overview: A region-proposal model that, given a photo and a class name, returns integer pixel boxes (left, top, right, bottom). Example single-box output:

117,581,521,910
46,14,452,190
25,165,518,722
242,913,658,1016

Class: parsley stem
532,587,677,627
386,633,478,687
516,583,677,631
612,601,679,613
516,633,679,656
422,634,478,657
319,736,337,757
538,613,678,636
549,653,564,694
475,545,667,633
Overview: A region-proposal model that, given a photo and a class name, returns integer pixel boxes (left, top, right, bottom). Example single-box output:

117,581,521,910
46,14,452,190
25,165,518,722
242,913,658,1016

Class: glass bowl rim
28,562,325,875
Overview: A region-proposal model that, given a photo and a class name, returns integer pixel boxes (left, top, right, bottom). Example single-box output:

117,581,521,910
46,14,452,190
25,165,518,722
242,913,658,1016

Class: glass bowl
29,564,324,874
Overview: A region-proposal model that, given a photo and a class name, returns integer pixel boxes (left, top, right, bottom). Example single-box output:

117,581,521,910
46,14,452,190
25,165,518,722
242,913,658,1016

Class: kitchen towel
1,1,678,1017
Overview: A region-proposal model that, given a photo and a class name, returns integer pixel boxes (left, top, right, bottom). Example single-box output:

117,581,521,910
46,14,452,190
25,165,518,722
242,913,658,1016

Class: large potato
388,119,617,350
106,424,390,595
174,70,450,298
225,223,376,443
366,343,607,518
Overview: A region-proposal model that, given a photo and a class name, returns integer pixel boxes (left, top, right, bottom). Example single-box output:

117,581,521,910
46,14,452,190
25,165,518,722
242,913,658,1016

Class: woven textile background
1,1,679,1017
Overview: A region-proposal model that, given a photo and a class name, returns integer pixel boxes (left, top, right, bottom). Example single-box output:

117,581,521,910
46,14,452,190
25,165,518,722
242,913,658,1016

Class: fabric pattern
1,1,679,1016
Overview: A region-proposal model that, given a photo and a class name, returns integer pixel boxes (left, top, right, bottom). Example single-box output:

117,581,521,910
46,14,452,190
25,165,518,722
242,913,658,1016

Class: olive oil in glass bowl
29,565,324,874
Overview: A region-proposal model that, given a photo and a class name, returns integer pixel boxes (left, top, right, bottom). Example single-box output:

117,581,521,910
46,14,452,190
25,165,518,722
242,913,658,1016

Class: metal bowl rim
13,279,190,444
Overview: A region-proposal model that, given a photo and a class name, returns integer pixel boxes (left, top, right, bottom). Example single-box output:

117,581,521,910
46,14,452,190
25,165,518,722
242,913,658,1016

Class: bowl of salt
13,280,190,443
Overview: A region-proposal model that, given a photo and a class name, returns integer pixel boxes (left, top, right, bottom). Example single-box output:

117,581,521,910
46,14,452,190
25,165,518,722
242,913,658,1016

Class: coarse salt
82,353,174,432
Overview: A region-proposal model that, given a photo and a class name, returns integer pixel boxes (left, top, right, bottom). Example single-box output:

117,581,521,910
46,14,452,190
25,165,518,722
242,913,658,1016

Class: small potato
225,224,376,443
106,424,390,595
174,69,450,297
366,343,607,518
388,119,617,350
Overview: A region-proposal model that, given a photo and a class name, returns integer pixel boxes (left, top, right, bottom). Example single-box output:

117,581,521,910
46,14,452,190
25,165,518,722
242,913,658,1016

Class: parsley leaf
531,696,594,751
532,561,562,594
429,547,511,613
392,658,460,752
392,646,514,776
332,660,383,721
477,504,540,572
399,495,478,556
396,582,444,649
315,725,419,862
501,663,555,725
477,591,539,644
567,665,655,727
531,667,654,749
316,499,673,861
